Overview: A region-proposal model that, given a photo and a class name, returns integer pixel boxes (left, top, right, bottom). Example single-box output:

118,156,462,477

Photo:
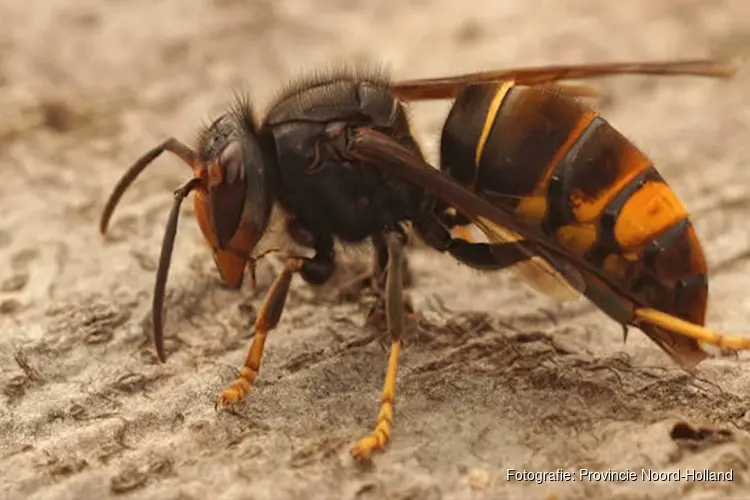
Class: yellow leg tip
350,434,384,461
215,369,255,410
214,387,245,410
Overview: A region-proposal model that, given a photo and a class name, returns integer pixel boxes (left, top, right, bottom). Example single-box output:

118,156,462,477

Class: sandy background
2,1,750,499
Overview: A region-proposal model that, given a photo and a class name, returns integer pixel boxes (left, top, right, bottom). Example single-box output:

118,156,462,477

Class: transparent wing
390,59,737,101
467,216,585,302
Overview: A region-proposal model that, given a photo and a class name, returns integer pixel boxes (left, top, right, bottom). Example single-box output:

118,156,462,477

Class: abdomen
440,83,709,329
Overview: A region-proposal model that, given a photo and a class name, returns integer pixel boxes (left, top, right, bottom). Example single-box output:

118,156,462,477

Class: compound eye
219,141,244,184
208,141,247,250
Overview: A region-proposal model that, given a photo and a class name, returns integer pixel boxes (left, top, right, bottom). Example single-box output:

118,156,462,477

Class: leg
435,203,472,229
413,212,532,271
440,210,474,242
369,232,390,291
351,229,408,460
215,244,335,408
363,232,417,335
337,232,413,302
335,233,387,301
286,219,337,286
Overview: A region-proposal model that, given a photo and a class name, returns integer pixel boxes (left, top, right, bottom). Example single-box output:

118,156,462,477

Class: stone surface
1,1,750,499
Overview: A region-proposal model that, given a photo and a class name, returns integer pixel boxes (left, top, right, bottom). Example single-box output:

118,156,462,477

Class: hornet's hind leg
413,212,533,271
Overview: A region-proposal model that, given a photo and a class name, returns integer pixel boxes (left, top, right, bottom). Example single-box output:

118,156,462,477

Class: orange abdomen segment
548,116,709,328
443,83,709,329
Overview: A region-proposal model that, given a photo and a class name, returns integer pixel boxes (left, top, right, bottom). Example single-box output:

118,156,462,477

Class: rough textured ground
2,1,750,499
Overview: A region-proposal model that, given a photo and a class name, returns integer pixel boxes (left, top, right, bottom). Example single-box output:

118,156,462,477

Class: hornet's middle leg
351,229,409,460
336,231,414,303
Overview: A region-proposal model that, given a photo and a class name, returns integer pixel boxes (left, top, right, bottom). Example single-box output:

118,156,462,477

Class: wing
448,217,583,301
390,59,738,101
347,127,618,291
469,217,585,302
346,127,750,367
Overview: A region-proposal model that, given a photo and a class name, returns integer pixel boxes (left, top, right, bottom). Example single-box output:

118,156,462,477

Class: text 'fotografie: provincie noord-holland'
506,469,733,484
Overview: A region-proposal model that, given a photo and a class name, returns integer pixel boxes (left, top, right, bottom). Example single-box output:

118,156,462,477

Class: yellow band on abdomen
474,80,516,167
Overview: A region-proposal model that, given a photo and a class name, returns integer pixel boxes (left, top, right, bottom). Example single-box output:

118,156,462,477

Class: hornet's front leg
214,257,301,408
351,229,408,460
215,239,335,408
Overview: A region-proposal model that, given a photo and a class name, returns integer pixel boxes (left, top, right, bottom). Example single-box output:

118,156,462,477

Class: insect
100,58,745,462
